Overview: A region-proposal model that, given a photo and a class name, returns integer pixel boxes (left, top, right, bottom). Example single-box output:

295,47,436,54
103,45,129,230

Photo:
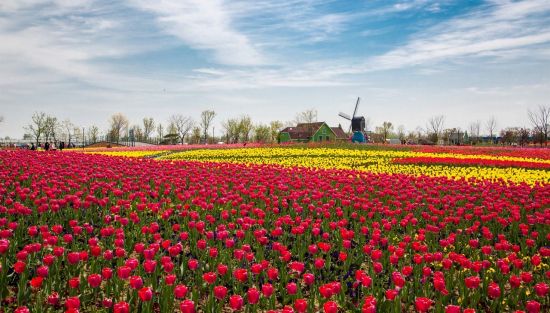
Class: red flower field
0,150,548,312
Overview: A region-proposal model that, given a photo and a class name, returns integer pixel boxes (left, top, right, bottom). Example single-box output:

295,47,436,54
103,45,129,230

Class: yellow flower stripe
160,148,550,185
84,150,167,158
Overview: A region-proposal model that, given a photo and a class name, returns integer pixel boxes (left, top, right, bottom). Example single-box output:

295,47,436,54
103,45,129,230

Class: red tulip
487,282,500,299
262,283,274,297
87,274,102,288
174,284,188,299
113,301,129,313
295,299,308,313
534,282,549,297
247,288,260,304
526,301,540,313
415,297,432,312
65,296,80,309
214,285,228,300
323,301,338,313
203,272,217,284
464,276,481,289
229,295,244,311
138,287,153,301
129,276,143,289
102,298,113,308
445,305,461,313
30,277,43,289
386,289,398,301
14,261,26,273
47,292,60,306
180,300,195,313
14,307,30,313
286,282,298,295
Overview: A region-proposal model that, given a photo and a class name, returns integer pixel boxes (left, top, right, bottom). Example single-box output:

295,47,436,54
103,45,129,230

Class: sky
0,0,549,138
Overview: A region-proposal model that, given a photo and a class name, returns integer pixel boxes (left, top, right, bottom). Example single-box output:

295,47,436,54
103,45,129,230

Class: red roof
331,126,348,139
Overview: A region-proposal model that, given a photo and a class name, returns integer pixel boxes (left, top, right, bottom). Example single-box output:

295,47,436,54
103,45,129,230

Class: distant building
278,122,348,143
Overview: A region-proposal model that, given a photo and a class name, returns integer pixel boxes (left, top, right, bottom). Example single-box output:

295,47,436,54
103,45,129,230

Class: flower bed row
393,157,550,170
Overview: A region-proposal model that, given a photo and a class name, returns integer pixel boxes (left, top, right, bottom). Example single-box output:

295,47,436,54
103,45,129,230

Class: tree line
19,104,549,147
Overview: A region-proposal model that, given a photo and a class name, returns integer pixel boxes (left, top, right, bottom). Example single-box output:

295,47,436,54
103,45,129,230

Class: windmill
338,97,367,143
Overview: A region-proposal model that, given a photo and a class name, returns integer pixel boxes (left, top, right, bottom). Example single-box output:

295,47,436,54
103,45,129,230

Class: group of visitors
29,141,74,151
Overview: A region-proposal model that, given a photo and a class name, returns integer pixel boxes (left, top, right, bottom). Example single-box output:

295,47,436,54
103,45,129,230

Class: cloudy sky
1,0,549,138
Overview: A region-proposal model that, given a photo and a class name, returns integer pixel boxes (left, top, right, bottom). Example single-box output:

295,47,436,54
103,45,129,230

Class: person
44,142,50,151
30,143,36,150
59,141,65,151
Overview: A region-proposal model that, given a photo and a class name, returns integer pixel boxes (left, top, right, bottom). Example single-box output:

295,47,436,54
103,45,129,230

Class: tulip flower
229,295,243,311
138,287,153,301
324,301,338,313
180,300,195,313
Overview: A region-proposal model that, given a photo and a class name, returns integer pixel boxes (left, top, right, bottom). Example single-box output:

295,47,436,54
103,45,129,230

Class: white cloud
128,0,264,66
369,0,550,70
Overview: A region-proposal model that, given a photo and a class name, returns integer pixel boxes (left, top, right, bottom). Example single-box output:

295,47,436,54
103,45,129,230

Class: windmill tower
338,97,367,143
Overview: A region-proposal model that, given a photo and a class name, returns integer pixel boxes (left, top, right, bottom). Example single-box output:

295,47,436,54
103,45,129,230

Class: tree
190,127,202,144
222,118,241,144
486,116,497,144
468,120,481,145
238,115,253,143
87,125,99,143
142,117,155,142
397,125,406,144
61,119,75,145
200,110,216,144
269,120,283,143
528,105,550,146
156,123,164,144
254,124,271,143
375,121,393,143
43,115,59,144
169,115,194,144
427,115,445,144
26,112,47,146
108,113,129,144
0,116,3,124
294,109,318,124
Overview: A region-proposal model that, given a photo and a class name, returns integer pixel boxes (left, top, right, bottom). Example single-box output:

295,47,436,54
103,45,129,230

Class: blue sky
1,0,549,138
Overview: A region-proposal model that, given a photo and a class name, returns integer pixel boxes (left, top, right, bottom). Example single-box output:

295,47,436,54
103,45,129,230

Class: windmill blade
352,97,360,118
338,112,352,120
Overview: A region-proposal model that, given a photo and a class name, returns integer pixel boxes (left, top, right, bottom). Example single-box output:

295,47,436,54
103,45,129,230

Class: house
278,122,348,143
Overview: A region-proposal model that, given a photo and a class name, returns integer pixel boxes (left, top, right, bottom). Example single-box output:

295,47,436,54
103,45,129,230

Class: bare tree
87,125,99,143
486,116,497,143
222,118,240,143
0,116,3,123
528,105,550,146
238,115,253,142
294,109,318,124
43,115,59,144
61,119,75,145
254,124,271,143
168,115,194,144
26,112,47,146
270,120,283,143
375,121,393,143
427,115,445,144
108,113,129,144
397,125,406,144
200,110,216,144
156,123,164,144
469,120,481,144
142,117,155,142
190,126,202,144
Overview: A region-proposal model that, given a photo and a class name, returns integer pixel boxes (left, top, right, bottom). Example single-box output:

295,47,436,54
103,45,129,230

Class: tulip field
0,145,549,313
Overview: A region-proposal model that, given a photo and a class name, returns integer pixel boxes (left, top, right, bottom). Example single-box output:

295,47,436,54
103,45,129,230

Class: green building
278,122,348,143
